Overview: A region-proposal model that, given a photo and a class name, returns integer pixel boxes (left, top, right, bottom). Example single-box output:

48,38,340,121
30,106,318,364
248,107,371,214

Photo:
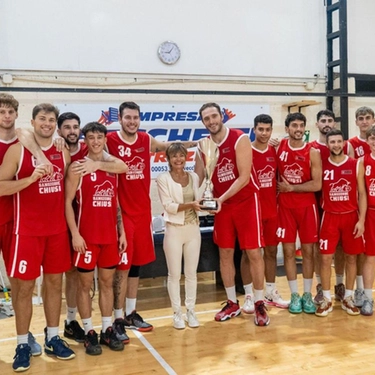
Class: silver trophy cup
197,138,219,210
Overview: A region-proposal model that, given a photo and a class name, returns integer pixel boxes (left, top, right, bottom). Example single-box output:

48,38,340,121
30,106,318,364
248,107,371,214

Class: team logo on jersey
329,178,351,201
369,178,375,197
216,157,235,183
283,163,303,184
125,156,145,181
257,165,275,188
93,180,114,207
39,165,63,194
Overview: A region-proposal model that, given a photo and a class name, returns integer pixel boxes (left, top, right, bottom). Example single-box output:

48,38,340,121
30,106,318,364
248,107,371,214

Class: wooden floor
1,272,375,375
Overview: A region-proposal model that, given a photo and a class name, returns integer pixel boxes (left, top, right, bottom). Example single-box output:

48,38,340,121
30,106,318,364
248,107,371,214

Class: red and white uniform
211,128,264,250
252,144,278,246
319,156,364,255
70,142,88,163
310,139,351,162
0,137,18,265
74,169,120,269
348,136,370,159
276,139,319,243
8,145,71,279
106,131,155,269
363,154,375,255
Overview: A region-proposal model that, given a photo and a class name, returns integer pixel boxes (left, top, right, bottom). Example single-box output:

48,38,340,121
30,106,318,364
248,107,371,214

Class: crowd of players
0,93,374,372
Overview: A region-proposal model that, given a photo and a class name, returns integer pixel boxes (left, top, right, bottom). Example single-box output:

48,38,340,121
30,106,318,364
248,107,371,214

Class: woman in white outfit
156,143,202,329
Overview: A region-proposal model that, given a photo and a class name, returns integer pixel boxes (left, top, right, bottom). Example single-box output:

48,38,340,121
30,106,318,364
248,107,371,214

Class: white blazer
156,171,200,225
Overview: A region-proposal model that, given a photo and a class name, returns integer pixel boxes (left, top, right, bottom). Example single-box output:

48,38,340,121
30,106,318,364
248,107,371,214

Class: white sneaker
173,312,186,329
186,309,200,328
242,294,255,314
264,289,290,309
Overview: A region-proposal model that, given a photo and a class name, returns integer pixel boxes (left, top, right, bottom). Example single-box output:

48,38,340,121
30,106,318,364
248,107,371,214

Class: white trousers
163,223,201,312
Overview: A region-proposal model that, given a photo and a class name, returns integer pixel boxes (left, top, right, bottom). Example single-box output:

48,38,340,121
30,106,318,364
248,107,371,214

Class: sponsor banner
56,103,269,178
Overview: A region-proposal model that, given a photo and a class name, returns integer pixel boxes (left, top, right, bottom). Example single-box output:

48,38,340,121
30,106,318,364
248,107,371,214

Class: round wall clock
157,41,181,65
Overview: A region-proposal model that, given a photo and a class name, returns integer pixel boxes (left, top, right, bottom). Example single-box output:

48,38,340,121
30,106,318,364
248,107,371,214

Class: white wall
1,0,326,79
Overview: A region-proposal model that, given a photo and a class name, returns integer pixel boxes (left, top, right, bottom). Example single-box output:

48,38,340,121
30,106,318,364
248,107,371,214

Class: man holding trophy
195,102,269,326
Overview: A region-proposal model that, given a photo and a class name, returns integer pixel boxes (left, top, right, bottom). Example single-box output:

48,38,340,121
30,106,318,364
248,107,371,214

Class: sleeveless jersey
211,128,259,205
277,138,316,208
106,131,151,216
310,139,351,161
252,144,277,219
76,169,118,244
363,154,375,209
0,137,18,226
70,142,88,163
348,136,370,158
321,156,359,213
14,145,67,236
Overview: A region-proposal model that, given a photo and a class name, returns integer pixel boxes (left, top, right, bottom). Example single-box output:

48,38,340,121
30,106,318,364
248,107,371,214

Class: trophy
197,138,219,210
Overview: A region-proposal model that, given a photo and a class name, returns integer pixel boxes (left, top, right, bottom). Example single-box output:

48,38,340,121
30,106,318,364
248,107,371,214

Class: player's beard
330,149,343,157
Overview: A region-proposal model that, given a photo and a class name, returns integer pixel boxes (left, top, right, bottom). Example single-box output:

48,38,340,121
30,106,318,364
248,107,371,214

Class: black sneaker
64,320,85,343
124,310,153,332
113,318,130,344
99,326,124,351
84,330,102,356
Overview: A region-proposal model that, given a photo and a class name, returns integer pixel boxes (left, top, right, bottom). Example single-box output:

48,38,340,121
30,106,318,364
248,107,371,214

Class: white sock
344,289,353,300
225,286,237,303
66,306,77,324
101,316,112,333
17,334,28,346
323,290,331,300
243,283,254,296
364,289,373,300
114,308,124,320
315,275,321,284
288,279,298,294
47,327,59,342
265,282,275,294
254,289,264,302
126,298,136,316
303,278,313,294
82,318,93,334
335,274,344,285
356,276,364,290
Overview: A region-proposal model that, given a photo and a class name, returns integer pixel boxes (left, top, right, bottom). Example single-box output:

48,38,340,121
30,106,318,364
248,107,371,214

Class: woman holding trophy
156,143,202,329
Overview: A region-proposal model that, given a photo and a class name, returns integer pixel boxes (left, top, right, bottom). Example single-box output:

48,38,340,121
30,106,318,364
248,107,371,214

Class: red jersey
0,137,17,226
211,128,259,205
70,142,88,163
310,139,351,161
76,170,118,244
14,145,67,236
252,144,277,219
321,156,359,213
106,131,151,216
348,136,370,158
277,139,316,208
363,154,375,209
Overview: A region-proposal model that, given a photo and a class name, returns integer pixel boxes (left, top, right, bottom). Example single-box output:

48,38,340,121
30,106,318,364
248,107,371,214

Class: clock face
158,41,181,65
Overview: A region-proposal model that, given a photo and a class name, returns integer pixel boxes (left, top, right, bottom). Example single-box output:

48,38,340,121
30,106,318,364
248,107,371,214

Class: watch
157,41,181,65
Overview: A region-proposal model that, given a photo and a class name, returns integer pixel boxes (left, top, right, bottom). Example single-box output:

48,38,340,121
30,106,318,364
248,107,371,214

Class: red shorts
0,221,13,267
214,194,264,250
277,204,319,243
319,211,365,255
262,216,278,247
74,243,120,270
7,231,71,280
365,209,375,256
117,213,155,271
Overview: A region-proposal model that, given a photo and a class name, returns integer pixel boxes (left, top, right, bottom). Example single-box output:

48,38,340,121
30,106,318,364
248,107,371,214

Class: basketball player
65,122,127,355
315,129,366,317
0,103,75,372
277,112,322,314
195,102,269,326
